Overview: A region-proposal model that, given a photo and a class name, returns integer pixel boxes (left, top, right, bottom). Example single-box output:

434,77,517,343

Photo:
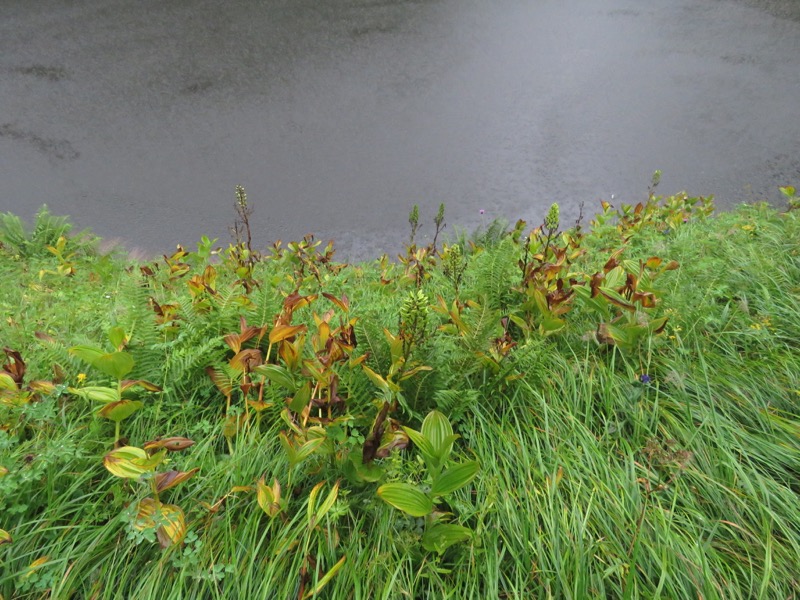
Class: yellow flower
76,373,87,384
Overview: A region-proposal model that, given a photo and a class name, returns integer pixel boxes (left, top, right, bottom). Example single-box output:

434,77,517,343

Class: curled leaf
155,468,199,493
143,437,195,453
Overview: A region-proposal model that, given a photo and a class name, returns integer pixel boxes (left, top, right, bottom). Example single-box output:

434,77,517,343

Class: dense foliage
1,187,798,599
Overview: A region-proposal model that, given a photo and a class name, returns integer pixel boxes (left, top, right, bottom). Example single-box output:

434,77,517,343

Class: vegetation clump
0,183,798,599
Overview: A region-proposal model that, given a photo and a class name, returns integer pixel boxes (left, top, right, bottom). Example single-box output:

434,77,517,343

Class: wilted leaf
377,483,433,517
269,324,307,344
103,446,165,479
257,477,282,518
23,556,49,579
0,529,11,545
120,379,162,393
155,468,199,493
0,372,17,391
322,292,349,312
230,348,262,372
133,499,186,548
144,437,195,452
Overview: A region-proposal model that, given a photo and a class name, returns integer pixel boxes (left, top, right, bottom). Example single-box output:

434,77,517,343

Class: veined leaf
120,379,162,393
431,461,480,496
103,446,165,479
377,483,433,517
97,399,143,423
133,499,186,548
269,324,307,344
257,477,282,518
69,346,135,380
421,524,473,554
69,386,120,403
288,381,312,413
421,411,456,458
0,372,18,391
253,364,297,391
143,437,195,452
314,480,340,524
402,427,438,468
108,326,128,351
155,468,199,493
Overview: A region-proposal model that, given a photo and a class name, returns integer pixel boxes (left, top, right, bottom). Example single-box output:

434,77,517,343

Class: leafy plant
69,327,161,443
378,410,479,554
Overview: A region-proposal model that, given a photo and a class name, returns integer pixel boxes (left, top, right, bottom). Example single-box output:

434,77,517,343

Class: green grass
1,197,798,599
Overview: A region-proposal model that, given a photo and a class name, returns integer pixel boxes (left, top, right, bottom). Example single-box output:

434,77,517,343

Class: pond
1,0,798,258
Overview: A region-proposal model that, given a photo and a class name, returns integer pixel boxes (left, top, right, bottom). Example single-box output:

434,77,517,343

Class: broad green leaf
421,411,456,458
69,346,135,380
288,381,312,413
69,385,120,403
402,427,438,468
108,326,127,351
431,461,480,496
421,524,473,554
97,399,143,423
377,483,433,517
253,364,297,391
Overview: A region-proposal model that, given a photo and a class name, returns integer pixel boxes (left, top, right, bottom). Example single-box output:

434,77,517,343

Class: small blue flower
639,374,652,384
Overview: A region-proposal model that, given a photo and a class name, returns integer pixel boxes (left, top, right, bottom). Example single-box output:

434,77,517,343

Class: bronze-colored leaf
645,256,662,269
362,402,390,464
230,348,263,372
34,331,56,344
2,348,25,385
206,366,233,397
155,468,199,493
120,379,162,392
322,292,350,312
144,437,195,453
269,324,307,345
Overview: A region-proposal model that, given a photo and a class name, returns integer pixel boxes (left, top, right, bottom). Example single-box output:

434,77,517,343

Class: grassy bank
1,188,799,599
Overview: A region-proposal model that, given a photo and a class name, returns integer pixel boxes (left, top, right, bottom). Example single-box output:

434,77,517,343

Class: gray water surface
2,0,799,259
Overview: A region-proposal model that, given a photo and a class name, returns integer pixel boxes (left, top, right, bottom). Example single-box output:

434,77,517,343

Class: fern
468,237,517,311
